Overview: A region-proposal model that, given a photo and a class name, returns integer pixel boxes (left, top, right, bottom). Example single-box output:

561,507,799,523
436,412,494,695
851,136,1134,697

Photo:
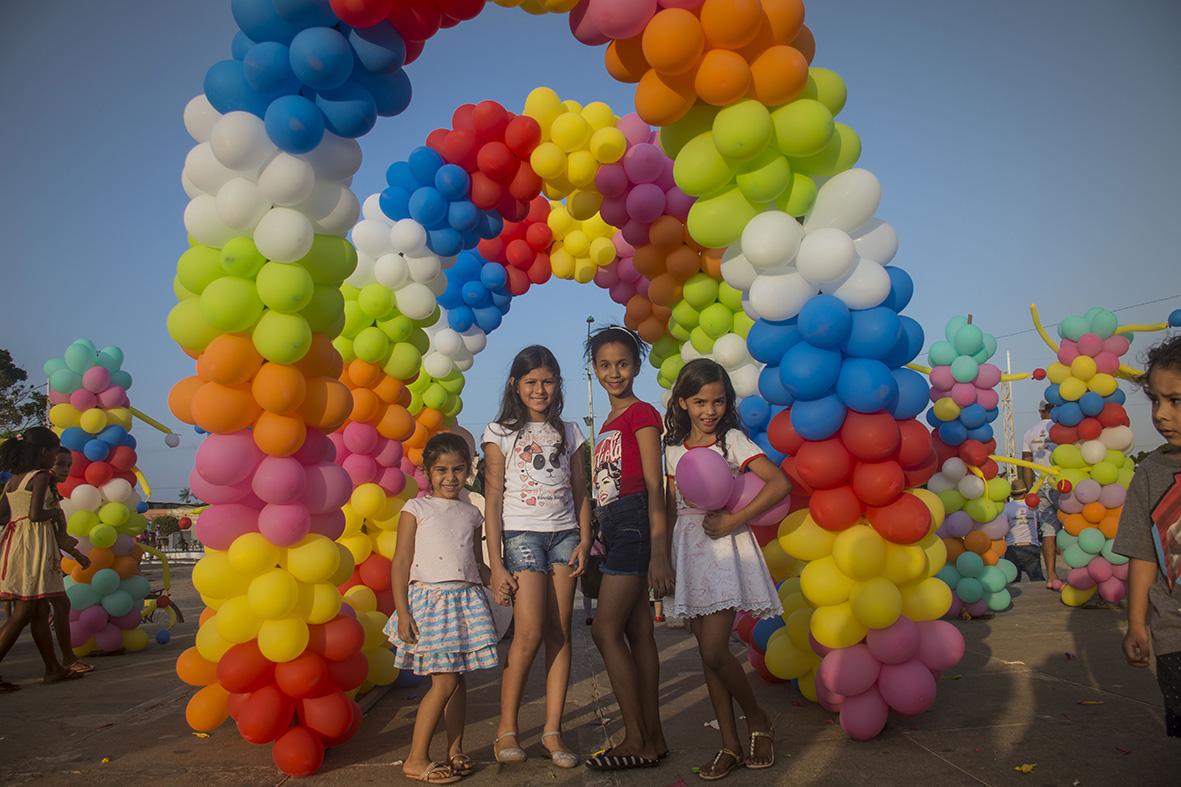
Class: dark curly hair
664,359,742,457
0,427,60,475
585,325,649,366
1141,334,1181,390
492,345,567,454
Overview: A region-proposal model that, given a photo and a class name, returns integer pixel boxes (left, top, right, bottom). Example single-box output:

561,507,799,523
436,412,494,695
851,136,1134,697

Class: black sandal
584,753,659,771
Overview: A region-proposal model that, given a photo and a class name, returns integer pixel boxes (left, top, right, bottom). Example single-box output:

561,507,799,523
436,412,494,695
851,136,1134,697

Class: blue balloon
1044,383,1064,407
881,316,924,369
779,342,842,400
453,250,483,279
289,27,353,91
232,0,302,45
843,307,902,360
480,262,508,291
891,367,929,420
1111,387,1127,405
264,94,325,153
967,424,994,442
448,200,481,233
797,296,851,349
386,161,420,191
747,319,801,364
379,186,411,220
1171,309,1181,328
155,629,172,645
408,146,444,185
243,42,300,95
1055,401,1084,427
98,425,128,446
790,394,847,441
462,280,490,307
428,227,464,257
490,291,512,310
881,266,914,312
353,66,412,117
83,440,111,462
61,427,88,452
739,397,772,432
473,306,504,333
960,404,987,429
480,211,504,239
938,420,968,445
758,365,794,406
836,358,898,413
409,187,448,228
752,617,785,651
136,502,149,514
273,0,339,27
348,24,406,72
925,408,941,428
435,164,471,201
1079,391,1104,417
315,81,377,137
231,31,254,61
447,305,476,332
204,59,271,116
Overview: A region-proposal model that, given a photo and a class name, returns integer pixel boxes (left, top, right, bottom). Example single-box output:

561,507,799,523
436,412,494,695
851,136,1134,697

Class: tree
154,515,180,537
0,349,47,438
177,487,197,505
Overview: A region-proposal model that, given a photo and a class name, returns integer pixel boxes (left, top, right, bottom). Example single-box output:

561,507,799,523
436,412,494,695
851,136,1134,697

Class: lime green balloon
1091,461,1118,485
252,311,312,364
220,236,266,279
173,276,194,301
1117,466,1134,488
444,395,463,418
384,342,421,380
689,326,715,355
332,335,355,364
256,262,314,314
963,496,998,524
660,354,685,384
775,173,818,217
409,328,430,355
89,523,117,549
1104,450,1126,468
735,151,792,205
1051,444,1084,469
200,276,264,332
177,245,223,294
659,102,721,158
301,285,345,334
1061,468,1089,487
673,133,733,198
671,300,700,330
651,335,681,365
301,236,358,285
342,299,370,338
734,311,754,339
407,389,423,415
772,99,834,159
801,68,848,116
353,326,391,364
718,282,743,312
686,188,759,249
423,383,448,411
358,283,395,320
937,489,964,514
953,324,984,356
438,371,465,394
1077,527,1105,555
790,122,860,177
699,303,734,339
950,356,979,384
928,341,956,367
378,314,414,343
1058,315,1087,342
682,273,720,311
669,322,691,342
1089,309,1118,339
986,477,1011,502
167,299,219,351
712,100,773,161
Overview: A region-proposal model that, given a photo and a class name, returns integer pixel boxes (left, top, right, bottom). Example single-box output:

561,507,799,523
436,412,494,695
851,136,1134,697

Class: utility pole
584,316,595,501
1001,350,1017,483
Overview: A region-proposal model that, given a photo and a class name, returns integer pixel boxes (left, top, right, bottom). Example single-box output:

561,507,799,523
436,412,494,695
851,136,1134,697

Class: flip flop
68,662,95,674
43,669,85,684
698,748,743,781
584,753,658,771
403,762,461,784
448,753,474,777
746,728,775,770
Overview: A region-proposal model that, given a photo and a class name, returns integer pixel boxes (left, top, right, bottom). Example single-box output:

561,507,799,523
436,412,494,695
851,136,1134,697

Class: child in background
664,360,788,780
1115,335,1181,737
48,448,93,674
1003,492,1044,582
387,433,498,783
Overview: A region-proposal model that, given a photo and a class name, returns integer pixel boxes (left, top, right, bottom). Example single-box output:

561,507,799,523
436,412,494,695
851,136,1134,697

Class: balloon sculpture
44,340,154,655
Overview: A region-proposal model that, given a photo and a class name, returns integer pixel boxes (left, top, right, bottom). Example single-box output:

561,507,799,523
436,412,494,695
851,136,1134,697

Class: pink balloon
1102,335,1131,356
616,113,653,146
975,364,1002,389
594,262,620,289
96,623,124,652
1098,576,1126,603
818,644,880,698
914,620,965,671
839,687,889,741
303,463,352,514
815,676,845,713
1067,566,1095,589
80,604,109,634
976,389,999,411
724,473,790,527
567,0,609,45
588,0,657,41
97,385,128,409
310,510,345,540
259,503,312,547
595,163,629,198
929,366,954,390
1057,341,1079,364
378,467,406,497
617,256,640,283
69,621,91,648
1087,556,1113,583
626,183,666,223
342,453,379,486
399,456,417,476
665,187,693,220
111,609,143,629
610,282,636,305
253,457,308,504
188,471,251,505
49,391,69,405
950,383,978,408
1094,351,1120,374
70,388,98,411
808,633,833,658
196,431,263,486
675,448,734,511
1077,333,1103,357
195,503,260,550
82,366,111,393
374,439,403,468
866,617,920,665
878,660,937,716
623,143,666,184
342,422,379,456
612,232,635,259
1112,562,1129,581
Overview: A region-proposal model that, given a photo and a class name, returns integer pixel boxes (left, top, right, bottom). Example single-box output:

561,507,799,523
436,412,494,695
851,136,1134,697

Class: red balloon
497,193,528,222
1077,418,1102,441
506,238,535,269
326,650,369,692
959,439,988,468
403,38,425,64
338,566,363,593
322,698,363,747
237,685,296,744
867,494,930,544
902,453,938,488
525,220,552,251
978,458,999,480
272,725,325,778
472,100,511,141
505,266,530,295
438,0,484,21
504,115,542,159
767,409,804,456
508,160,543,201
425,127,448,154
1024,493,1041,508
108,445,137,471
931,435,958,467
851,460,905,507
298,692,355,739
896,420,933,468
69,453,86,477
809,485,864,531
329,0,394,28
735,612,758,644
469,170,502,210
387,3,442,41
477,141,516,181
779,456,812,496
749,647,787,684
1098,402,1129,427
439,129,478,170
84,460,114,486
58,477,82,499
795,439,852,490
358,554,392,591
527,254,552,285
179,517,192,530
227,691,249,720
376,589,395,616
1049,424,1078,446
751,523,778,548
275,651,333,699
840,412,901,462
217,641,275,694
308,615,365,662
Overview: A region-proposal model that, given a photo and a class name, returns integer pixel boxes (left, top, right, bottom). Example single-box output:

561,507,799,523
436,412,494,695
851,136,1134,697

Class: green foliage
0,349,47,437
154,515,180,537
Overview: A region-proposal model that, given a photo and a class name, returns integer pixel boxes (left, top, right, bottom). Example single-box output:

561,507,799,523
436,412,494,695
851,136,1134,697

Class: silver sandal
540,731,578,769
494,731,526,763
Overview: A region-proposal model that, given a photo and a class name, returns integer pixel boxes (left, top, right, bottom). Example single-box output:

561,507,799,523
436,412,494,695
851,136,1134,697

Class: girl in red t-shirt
583,326,673,771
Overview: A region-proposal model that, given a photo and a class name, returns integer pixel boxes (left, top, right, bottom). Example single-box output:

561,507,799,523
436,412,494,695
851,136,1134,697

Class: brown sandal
403,761,461,784
448,753,474,777
68,661,95,674
746,728,774,769
698,748,743,781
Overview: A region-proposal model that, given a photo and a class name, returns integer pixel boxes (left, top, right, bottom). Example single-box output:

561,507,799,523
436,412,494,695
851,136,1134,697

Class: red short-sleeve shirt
593,401,663,506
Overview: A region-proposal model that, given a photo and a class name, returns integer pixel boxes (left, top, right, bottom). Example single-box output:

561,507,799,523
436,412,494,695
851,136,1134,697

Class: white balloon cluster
347,196,448,322
680,334,762,398
60,477,141,520
181,95,361,263
721,169,899,323
421,318,488,378
926,458,982,499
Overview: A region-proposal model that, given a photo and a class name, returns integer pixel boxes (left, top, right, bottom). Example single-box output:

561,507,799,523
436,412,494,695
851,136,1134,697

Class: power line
992,294,1181,342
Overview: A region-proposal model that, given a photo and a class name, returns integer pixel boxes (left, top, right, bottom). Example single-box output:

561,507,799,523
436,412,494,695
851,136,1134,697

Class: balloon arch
160,0,1116,776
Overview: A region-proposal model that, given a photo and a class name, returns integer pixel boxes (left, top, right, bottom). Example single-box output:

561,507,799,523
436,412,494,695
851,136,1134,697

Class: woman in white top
482,346,591,768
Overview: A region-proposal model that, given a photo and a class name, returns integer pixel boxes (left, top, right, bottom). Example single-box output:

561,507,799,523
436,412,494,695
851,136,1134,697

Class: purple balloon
623,142,666,184
944,511,973,538
1074,479,1101,505
610,282,636,305
818,644,881,697
112,534,135,556
617,256,640,283
96,623,124,652
965,599,989,617
1057,494,1083,514
111,609,143,629
878,660,937,716
676,448,735,511
665,186,694,221
594,262,620,288
292,429,336,465
1099,483,1126,509
979,514,1009,540
80,604,109,634
914,620,965,671
620,217,652,247
598,195,629,228
655,156,676,191
310,510,346,540
625,182,666,223
636,277,650,298
866,616,920,665
595,163,629,198
944,594,963,619
839,687,889,741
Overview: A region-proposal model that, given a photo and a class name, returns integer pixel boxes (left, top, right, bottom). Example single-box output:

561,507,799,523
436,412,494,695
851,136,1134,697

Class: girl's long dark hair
0,427,61,475
664,359,741,458
494,345,567,453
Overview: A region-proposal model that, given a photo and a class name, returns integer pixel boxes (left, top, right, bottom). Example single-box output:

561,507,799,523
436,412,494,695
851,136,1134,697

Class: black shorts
593,493,651,578
1157,650,1181,737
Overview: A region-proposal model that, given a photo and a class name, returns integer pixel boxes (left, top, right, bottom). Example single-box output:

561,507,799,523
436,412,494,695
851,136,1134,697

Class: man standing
1021,402,1061,589
1003,492,1043,581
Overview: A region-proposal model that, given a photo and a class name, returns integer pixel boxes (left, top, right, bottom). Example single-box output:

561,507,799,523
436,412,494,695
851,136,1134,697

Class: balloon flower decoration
45,340,154,654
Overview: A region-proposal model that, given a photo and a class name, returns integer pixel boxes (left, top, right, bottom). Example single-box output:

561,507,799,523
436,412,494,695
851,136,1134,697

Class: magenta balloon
588,0,657,40
616,113,652,146
878,660,936,716
374,438,403,467
1076,333,1103,356
818,643,880,698
598,195,629,228
617,256,640,283
342,453,379,486
929,365,954,390
309,510,345,540
69,620,91,648
725,473,760,513
665,186,694,221
97,386,128,409
752,496,791,528
399,456,417,476
676,448,734,511
1087,556,1113,583
950,383,977,408
82,365,111,394
866,616,920,665
594,262,619,289
612,232,635,258
378,467,406,497
303,463,352,514
1066,566,1095,589
342,421,379,455
595,163,629,198
623,143,666,184
293,429,336,465
1098,576,1126,603
655,156,676,190
259,503,312,547
636,277,650,298
1112,562,1129,581
253,456,308,504
111,609,143,629
839,687,889,741
620,218,651,248
196,431,262,486
944,511,972,539
914,620,964,672
626,183,667,223
964,598,989,618
1073,479,1101,505
195,503,261,550
80,604,109,634
70,389,98,411
975,363,1002,388
977,389,1000,410
96,623,124,652
567,0,609,45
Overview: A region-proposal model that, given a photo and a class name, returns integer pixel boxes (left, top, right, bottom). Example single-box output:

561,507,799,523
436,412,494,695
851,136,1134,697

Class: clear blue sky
3,1,1180,499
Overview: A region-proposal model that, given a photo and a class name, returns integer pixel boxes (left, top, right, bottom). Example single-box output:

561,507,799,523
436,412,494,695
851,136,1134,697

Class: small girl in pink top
387,433,497,784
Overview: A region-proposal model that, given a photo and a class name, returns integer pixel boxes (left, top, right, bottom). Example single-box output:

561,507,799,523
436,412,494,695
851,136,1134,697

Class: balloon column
45,340,153,654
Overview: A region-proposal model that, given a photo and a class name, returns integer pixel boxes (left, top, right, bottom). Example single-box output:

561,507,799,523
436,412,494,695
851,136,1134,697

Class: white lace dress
665,433,784,620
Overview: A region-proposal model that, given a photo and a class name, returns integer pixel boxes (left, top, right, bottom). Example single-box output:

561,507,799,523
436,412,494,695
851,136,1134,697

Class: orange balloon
647,274,683,307
407,447,423,467
791,25,815,63
665,246,701,279
1082,502,1106,525
418,407,444,433
1098,510,1121,539
963,530,990,555
652,304,672,323
253,411,307,457
70,566,85,583
695,49,752,106
377,404,415,442
605,36,649,84
762,0,806,44
347,359,383,389
750,45,808,106
638,317,668,344
635,69,697,126
404,421,428,450
700,248,724,279
168,376,204,425
197,334,262,386
1062,513,1087,537
700,0,763,50
113,555,140,579
982,539,1007,565
61,557,78,574
632,244,668,278
191,381,261,434
649,215,684,248
90,547,115,571
199,607,217,627
372,375,405,405
185,683,231,732
942,536,965,563
625,294,654,326
350,388,381,424
252,362,307,414
293,334,343,379
642,9,704,76
176,646,220,687
301,377,353,431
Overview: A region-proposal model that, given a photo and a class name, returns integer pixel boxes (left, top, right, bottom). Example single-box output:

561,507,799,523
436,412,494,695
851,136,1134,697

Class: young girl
387,433,498,784
584,326,671,770
0,427,85,689
482,346,591,768
664,360,788,780
1115,335,1181,737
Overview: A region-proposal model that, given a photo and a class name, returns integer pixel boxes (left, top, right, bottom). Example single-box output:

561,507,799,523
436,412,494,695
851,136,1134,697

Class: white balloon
184,143,238,195
680,342,704,362
1080,440,1107,466
422,351,454,379
796,228,856,285
941,457,968,481
216,177,270,231
209,111,274,172
823,258,891,309
804,168,881,233
181,171,201,199
374,253,410,289
183,95,219,143
957,475,985,500
927,474,953,493
741,296,759,321
70,484,102,511
313,186,360,236
361,193,387,223
850,218,898,265
405,253,442,283
101,478,135,505
434,329,463,358
253,207,313,262
345,251,376,287
1099,425,1134,452
395,282,437,320
184,194,237,247
730,363,761,398
351,219,394,257
712,333,748,370
165,433,181,448
459,327,487,355
390,219,429,256
302,132,362,181
720,246,758,291
748,270,815,321
740,211,804,271
455,355,474,372
426,272,449,297
258,153,316,206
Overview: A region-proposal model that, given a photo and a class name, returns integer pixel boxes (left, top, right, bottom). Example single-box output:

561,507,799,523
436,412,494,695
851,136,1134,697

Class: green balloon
712,100,773,161
801,68,848,115
220,236,266,279
49,368,82,395
956,577,984,604
788,122,860,177
409,327,430,355
438,371,465,394
1101,540,1129,565
332,336,355,364
1118,466,1134,488
735,151,792,205
301,285,345,334
986,588,1012,612
682,273,720,311
353,326,391,364
944,316,968,343
177,245,223,295
670,300,701,330
1077,527,1105,555
997,558,1019,584
986,477,1011,503
771,99,834,158
301,236,358,285
964,496,999,523
775,173,818,217
444,395,463,418
256,262,314,314
953,324,984,356
660,355,685,384
252,311,312,364
1056,531,1077,552
981,333,998,361
1104,449,1126,468
1091,461,1118,485
658,102,720,159
718,283,743,312
200,276,264,333
689,326,715,355
1063,543,1091,568
928,340,957,367
937,488,965,514
166,298,219,352
1051,444,1084,469
686,187,759,249
651,335,682,365
423,383,448,411
407,389,423,415
673,132,733,198
384,342,421,380
378,314,414,343
1089,309,1118,339
980,566,1007,593
1058,315,1087,342
90,523,117,549
358,283,395,320
669,322,691,342
950,355,979,384
699,303,734,339
342,299,370,339
173,276,195,301
734,311,755,339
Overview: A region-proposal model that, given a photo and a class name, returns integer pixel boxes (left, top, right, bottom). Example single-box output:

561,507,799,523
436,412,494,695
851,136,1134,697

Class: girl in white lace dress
663,360,788,780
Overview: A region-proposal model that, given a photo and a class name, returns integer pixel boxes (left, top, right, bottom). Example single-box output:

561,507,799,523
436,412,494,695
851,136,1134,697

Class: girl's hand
567,540,590,578
490,564,517,606
75,552,91,570
648,555,675,598
397,613,419,645
702,512,739,539
1123,624,1150,667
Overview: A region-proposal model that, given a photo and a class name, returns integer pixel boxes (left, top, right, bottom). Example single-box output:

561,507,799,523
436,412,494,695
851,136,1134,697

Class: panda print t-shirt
483,419,584,533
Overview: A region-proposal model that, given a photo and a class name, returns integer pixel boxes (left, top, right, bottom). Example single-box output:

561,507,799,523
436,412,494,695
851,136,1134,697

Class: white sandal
540,731,578,769
494,731,527,763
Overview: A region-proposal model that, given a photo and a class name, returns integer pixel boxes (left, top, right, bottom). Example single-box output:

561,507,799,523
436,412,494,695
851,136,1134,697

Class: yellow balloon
777,576,802,601
344,584,378,614
1047,361,1071,385
341,504,363,536
123,628,149,652
589,126,627,163
79,407,109,434
329,543,357,587
881,542,930,586
549,247,575,279
1088,373,1117,397
786,607,813,650
374,529,399,560
524,87,564,132
566,189,603,220
932,397,960,422
192,550,249,599
351,483,386,519
849,577,903,629
195,618,233,662
797,668,818,702
74,639,96,658
800,556,854,607
551,112,591,152
1059,376,1087,402
831,525,886,581
910,488,946,531
366,647,398,686
780,590,809,620
777,510,836,561
227,532,281,576
361,610,388,650
339,533,373,565
107,408,133,430
581,100,615,130
566,151,598,188
49,403,81,429
917,532,948,576
1070,355,1097,382
306,582,343,624
285,534,341,584
257,618,309,663
761,538,798,582
764,628,813,680
1060,584,1096,607
809,602,867,650
247,568,300,620
215,595,263,643
530,142,566,180
900,577,953,622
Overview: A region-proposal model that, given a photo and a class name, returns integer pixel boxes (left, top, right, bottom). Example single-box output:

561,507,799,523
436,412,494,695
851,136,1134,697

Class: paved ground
1,568,1178,786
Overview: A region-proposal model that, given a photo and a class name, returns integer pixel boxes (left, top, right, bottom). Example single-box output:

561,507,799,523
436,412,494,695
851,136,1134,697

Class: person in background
1003,490,1044,582
1022,401,1061,589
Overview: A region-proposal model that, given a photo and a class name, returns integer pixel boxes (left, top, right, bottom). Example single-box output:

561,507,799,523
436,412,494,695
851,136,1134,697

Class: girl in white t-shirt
482,346,591,769
663,360,789,780
387,433,497,784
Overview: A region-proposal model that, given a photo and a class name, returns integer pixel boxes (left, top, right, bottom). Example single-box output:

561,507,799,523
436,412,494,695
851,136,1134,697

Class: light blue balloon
1063,543,1092,568
120,575,151,600
49,368,82,394
1059,315,1088,342
986,588,1012,612
944,315,968,343
956,551,985,579
101,589,135,618
951,355,979,384
953,324,984,356
91,568,120,596
97,346,124,372
67,583,98,610
64,341,97,373
997,558,1019,584
956,577,984,604
980,566,1007,593
1101,540,1129,566
935,565,961,587
928,340,956,367
110,370,132,391
1089,309,1118,339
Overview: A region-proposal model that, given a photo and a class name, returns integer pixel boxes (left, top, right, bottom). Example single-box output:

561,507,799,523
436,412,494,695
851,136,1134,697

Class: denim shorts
593,493,651,577
503,528,580,574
